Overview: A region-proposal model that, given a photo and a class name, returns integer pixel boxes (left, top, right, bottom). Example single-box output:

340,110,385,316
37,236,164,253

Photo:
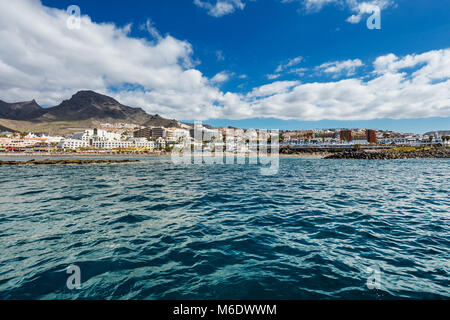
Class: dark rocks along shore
325,148,450,160
0,159,140,165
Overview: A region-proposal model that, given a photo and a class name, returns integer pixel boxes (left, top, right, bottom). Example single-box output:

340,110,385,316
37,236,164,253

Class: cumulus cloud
316,59,364,77
373,50,450,84
0,0,222,120
0,0,449,123
193,0,246,17
248,50,450,120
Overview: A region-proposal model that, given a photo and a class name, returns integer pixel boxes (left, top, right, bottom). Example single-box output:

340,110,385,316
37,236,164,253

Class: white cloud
373,50,450,84
267,56,305,79
0,0,223,120
211,71,233,84
249,49,450,121
256,50,450,121
316,59,364,76
266,74,281,80
140,19,162,40
216,50,225,61
288,67,308,76
346,14,362,24
193,0,246,17
275,56,304,73
302,0,339,12
248,81,301,98
298,0,395,24
211,71,247,84
193,0,396,25
346,0,392,24
0,0,449,123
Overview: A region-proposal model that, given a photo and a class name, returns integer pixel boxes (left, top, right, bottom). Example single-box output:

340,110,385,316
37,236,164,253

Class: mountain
143,114,185,128
0,91,187,133
0,124,18,133
38,90,153,124
0,99,45,120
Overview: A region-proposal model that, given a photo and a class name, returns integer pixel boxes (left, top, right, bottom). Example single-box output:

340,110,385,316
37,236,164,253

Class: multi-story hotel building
339,130,352,142
133,127,152,139
366,130,377,144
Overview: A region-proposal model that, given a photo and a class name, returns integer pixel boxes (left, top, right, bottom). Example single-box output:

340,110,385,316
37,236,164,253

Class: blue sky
41,0,449,88
1,0,449,133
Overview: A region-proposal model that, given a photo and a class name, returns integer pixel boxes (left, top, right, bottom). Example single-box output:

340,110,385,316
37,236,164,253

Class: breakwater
0,159,140,165
325,147,450,160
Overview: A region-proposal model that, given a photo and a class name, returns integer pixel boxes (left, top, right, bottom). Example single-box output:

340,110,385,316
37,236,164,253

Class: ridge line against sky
0,0,449,133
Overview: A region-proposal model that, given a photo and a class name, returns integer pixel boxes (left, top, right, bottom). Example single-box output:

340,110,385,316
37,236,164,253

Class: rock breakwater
0,159,140,165
325,148,450,160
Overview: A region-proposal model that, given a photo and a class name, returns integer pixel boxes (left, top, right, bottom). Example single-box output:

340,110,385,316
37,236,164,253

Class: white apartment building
130,138,156,149
156,137,166,148
92,140,133,149
93,139,156,149
0,138,44,148
190,124,223,142
72,129,122,142
59,138,156,150
25,133,64,144
166,128,190,142
58,139,89,149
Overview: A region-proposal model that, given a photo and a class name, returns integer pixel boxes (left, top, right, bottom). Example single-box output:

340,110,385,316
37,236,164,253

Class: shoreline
0,152,331,159
1,149,449,160
0,152,166,158
0,159,140,165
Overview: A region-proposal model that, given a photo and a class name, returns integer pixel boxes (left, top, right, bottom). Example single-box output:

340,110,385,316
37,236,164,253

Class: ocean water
0,157,448,299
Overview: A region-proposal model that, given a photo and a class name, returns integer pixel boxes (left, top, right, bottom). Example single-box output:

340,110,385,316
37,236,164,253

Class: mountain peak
38,90,144,122
0,99,44,120
69,90,120,105
0,91,184,129
73,90,108,97
75,90,96,95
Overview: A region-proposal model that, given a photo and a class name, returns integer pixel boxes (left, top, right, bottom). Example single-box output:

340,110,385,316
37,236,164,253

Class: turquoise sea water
0,157,449,299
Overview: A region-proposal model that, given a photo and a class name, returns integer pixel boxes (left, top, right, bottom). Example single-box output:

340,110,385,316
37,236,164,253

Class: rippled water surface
0,157,449,299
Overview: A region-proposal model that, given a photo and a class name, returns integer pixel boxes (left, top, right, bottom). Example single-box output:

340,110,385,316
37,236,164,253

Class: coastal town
0,123,449,154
